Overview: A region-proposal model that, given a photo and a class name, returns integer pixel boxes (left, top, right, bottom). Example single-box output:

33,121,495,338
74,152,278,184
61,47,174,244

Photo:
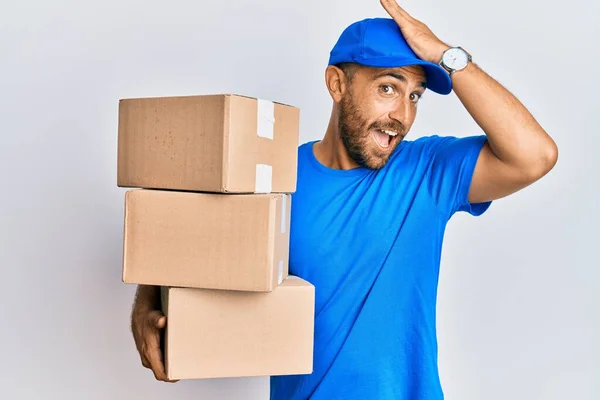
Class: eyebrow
375,71,427,89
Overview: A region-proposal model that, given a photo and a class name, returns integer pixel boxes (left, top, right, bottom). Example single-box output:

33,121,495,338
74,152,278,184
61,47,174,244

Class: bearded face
337,87,407,170
332,64,426,170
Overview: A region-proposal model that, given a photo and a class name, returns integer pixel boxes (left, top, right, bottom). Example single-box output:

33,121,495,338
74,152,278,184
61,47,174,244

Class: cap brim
342,56,453,95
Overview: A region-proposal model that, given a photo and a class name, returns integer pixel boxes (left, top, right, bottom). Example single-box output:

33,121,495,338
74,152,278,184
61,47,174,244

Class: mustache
369,121,406,136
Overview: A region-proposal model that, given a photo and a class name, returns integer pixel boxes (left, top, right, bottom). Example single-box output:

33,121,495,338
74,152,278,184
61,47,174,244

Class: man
130,1,558,398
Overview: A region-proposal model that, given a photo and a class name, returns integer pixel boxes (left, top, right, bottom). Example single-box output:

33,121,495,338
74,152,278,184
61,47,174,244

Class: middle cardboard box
122,188,291,292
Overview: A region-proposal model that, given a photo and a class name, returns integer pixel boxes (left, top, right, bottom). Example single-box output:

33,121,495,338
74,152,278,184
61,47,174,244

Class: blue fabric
328,18,452,95
270,135,491,400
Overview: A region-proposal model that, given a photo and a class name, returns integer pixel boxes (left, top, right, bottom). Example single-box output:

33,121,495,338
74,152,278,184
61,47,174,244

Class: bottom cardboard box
161,276,315,380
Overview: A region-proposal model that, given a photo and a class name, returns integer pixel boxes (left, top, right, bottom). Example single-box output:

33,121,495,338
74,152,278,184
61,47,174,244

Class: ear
325,65,348,104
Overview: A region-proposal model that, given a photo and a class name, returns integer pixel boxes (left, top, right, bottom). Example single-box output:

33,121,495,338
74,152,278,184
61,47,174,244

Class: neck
313,110,360,171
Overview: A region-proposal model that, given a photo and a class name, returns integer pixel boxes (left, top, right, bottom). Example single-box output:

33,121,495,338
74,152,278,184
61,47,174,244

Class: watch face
443,47,469,70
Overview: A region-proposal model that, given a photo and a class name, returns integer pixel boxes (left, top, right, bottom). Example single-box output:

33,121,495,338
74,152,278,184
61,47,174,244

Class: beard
338,92,405,170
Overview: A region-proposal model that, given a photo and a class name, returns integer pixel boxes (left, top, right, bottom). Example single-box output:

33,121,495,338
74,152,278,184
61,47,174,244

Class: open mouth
371,128,400,149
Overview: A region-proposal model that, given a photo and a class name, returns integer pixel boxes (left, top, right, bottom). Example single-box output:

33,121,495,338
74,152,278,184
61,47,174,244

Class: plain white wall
1,0,598,399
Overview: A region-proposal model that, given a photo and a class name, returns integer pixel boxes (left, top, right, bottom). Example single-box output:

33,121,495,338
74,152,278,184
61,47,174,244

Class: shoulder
295,140,322,180
297,140,315,154
296,140,317,160
403,134,456,154
384,134,449,168
389,134,487,164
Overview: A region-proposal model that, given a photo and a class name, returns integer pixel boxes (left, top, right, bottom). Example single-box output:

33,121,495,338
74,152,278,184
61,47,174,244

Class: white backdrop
1,0,598,399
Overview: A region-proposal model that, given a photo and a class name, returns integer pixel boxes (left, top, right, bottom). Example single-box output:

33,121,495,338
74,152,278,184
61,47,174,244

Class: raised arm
380,0,558,204
450,61,558,203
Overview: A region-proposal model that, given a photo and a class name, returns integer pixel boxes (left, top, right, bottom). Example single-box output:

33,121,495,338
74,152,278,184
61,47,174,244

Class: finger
146,310,166,329
147,348,179,383
145,331,179,383
139,342,152,369
145,340,169,381
140,353,151,369
380,0,413,21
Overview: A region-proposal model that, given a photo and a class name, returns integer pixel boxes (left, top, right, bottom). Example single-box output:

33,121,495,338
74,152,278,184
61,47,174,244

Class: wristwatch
439,46,472,75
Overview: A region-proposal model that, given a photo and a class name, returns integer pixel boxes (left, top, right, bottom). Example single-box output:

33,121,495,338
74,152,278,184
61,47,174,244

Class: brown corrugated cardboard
122,189,291,292
161,276,315,380
117,94,299,193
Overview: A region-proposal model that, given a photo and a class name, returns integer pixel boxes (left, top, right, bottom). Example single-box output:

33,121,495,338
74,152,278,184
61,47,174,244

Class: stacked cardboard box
117,94,315,381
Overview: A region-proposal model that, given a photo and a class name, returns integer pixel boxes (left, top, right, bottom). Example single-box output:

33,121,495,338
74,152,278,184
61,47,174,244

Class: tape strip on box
257,99,275,139
255,164,273,193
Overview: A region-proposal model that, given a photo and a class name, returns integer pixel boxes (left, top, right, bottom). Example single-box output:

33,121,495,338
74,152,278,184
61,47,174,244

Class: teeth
382,129,398,137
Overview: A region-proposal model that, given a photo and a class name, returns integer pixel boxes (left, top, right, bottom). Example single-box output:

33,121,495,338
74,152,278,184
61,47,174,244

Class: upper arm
467,141,540,204
426,135,492,218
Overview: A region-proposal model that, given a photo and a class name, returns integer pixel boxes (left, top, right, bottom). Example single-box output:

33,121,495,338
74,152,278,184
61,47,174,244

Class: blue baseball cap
328,17,452,95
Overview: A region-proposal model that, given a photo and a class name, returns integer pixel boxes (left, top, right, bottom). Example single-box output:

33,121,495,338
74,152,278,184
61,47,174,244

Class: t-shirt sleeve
425,134,492,219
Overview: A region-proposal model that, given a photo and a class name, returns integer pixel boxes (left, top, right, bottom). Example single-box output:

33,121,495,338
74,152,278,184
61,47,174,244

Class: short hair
335,62,360,82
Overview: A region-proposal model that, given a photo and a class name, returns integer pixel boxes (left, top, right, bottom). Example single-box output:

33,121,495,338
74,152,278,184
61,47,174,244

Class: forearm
450,59,557,174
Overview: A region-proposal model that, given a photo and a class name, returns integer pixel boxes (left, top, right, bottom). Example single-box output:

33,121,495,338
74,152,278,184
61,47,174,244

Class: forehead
361,65,427,88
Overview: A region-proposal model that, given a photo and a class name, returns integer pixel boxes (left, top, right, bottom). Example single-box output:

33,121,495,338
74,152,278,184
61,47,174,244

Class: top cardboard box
117,94,299,194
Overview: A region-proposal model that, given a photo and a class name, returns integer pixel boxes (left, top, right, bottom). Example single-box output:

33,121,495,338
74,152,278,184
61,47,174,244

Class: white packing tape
255,164,273,193
278,260,284,285
257,99,275,139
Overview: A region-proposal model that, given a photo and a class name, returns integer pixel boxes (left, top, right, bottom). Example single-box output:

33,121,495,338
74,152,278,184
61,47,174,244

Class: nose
388,99,414,131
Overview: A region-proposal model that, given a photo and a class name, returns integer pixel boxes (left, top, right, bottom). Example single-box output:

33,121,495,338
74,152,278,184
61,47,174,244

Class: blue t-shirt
270,135,492,400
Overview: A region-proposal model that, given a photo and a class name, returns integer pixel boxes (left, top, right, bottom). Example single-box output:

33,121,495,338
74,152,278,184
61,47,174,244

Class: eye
410,92,423,103
379,84,395,95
